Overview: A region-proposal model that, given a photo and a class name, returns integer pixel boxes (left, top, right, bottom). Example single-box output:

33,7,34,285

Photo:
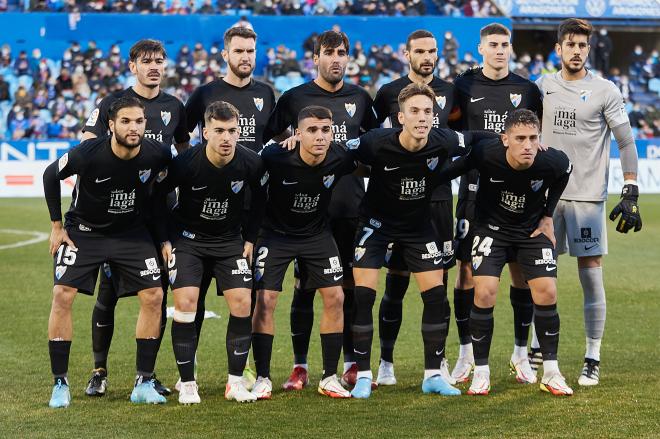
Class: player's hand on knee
243,241,254,264
531,216,556,248
609,184,642,234
160,241,173,266
49,221,76,256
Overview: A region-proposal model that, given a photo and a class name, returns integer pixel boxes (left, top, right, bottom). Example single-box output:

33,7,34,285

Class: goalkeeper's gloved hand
609,184,642,233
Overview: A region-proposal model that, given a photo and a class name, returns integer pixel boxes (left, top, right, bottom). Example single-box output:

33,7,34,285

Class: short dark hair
314,30,350,56
108,96,145,121
480,23,511,39
129,39,167,62
297,105,333,124
557,18,592,43
223,26,257,48
204,101,240,124
504,109,540,132
406,29,435,51
397,83,436,109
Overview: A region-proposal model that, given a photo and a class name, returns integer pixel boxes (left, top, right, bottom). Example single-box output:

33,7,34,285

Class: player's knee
531,282,557,305
52,285,76,309
323,287,344,315
139,287,163,311
175,294,197,313
257,291,278,315
231,292,252,316
474,286,497,306
578,256,602,269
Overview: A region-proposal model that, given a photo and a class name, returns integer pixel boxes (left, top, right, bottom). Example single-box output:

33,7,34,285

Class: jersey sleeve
263,91,294,143
338,144,358,176
603,82,629,128
245,155,267,243
360,92,380,132
82,96,111,136
184,86,204,133
372,86,390,125
345,132,377,166
173,100,191,144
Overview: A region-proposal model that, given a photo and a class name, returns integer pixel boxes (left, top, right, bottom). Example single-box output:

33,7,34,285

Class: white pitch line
0,229,49,250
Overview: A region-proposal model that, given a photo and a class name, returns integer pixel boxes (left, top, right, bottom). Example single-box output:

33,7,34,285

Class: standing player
435,109,574,396
535,18,641,386
156,101,265,404
185,26,275,153
372,29,457,386
43,97,171,408
451,23,543,384
347,83,497,399
263,30,378,389
183,25,275,389
251,106,358,400
81,39,189,397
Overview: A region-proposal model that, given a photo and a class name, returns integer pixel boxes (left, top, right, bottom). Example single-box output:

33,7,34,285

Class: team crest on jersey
472,255,483,271
530,179,544,192
580,90,592,102
354,246,366,261
346,138,360,150
231,180,244,193
427,156,439,171
55,265,67,280
161,111,171,126
253,97,264,111
510,93,522,108
345,102,356,117
435,95,446,110
86,108,100,127
260,171,269,186
323,174,335,188
139,169,151,183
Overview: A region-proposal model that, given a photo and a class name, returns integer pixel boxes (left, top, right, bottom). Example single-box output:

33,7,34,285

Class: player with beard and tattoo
535,19,641,386
155,102,266,404
81,39,189,398
182,26,275,392
450,23,543,385
43,97,171,408
263,30,378,391
372,29,458,387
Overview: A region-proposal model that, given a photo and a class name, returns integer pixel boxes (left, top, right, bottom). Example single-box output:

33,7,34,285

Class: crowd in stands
16,0,500,17
1,32,658,141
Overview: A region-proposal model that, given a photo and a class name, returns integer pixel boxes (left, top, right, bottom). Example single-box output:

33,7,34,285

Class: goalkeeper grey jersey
536,70,628,202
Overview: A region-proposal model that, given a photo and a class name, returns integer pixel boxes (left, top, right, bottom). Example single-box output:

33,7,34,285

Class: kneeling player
251,106,357,400
43,97,171,407
348,83,496,399
437,109,574,396
156,101,265,404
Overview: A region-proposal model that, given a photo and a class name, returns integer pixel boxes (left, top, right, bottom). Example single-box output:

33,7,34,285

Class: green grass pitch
0,196,659,438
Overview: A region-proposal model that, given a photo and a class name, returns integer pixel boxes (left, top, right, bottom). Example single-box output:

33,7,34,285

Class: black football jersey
259,142,356,237
185,78,275,153
45,137,171,233
441,138,572,238
373,75,457,201
348,128,468,238
263,81,378,218
156,144,265,244
83,87,189,146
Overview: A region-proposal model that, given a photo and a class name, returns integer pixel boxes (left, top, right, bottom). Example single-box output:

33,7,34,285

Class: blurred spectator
0,77,9,102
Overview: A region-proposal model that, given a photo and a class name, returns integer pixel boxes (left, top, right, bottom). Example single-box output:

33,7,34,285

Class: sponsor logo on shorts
323,256,343,275
182,230,196,239
140,257,161,277
422,241,454,260
354,246,366,261
232,258,252,276
55,265,67,280
574,227,600,244
534,248,557,266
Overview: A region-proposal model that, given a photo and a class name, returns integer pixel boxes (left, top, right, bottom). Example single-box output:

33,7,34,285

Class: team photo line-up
43,17,642,408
